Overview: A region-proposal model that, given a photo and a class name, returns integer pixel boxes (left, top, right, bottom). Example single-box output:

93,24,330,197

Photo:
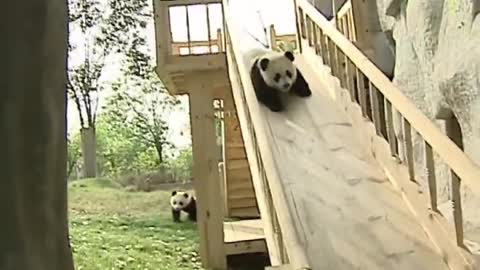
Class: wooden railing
171,28,225,55
161,0,225,56
295,0,480,268
334,0,356,42
269,25,297,52
223,1,310,269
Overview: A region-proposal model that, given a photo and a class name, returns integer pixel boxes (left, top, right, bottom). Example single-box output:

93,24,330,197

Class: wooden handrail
296,0,480,195
222,1,310,269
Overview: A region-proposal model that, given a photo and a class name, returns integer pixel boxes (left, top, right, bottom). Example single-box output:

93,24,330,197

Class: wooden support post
269,24,277,50
445,115,465,247
189,90,227,269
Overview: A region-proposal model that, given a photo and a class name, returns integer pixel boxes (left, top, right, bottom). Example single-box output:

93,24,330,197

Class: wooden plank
224,219,264,236
189,90,227,269
227,169,252,182
229,207,260,218
227,179,254,192
228,189,257,200
402,119,415,181
229,198,258,209
424,142,438,212
227,159,249,170
225,240,267,255
224,220,266,255
226,148,247,160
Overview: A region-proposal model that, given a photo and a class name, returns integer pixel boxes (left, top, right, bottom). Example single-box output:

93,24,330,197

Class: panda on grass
170,191,197,223
247,48,312,112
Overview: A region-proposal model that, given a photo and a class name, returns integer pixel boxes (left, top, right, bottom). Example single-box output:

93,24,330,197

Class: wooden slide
224,3,452,269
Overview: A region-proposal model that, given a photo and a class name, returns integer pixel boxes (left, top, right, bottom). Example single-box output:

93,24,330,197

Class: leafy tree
104,70,179,164
166,148,193,183
95,113,159,175
67,0,150,177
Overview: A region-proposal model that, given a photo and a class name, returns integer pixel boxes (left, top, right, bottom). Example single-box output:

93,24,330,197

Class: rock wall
375,0,480,255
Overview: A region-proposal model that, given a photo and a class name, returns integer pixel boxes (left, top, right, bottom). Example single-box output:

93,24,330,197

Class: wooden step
227,178,254,191
228,190,256,200
226,148,247,160
226,142,245,148
224,219,264,236
229,207,260,218
229,197,258,208
227,159,249,170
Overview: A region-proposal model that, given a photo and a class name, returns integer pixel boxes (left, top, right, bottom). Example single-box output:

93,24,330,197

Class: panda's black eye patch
286,70,292,78
179,202,184,206
274,73,281,82
173,201,177,205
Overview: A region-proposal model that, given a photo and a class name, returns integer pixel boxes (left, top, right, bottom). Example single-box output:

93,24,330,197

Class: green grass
69,178,203,270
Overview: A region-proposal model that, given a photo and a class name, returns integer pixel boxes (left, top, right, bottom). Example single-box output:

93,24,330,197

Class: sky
67,0,296,149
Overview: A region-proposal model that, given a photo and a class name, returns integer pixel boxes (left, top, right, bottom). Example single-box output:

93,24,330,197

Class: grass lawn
69,178,203,270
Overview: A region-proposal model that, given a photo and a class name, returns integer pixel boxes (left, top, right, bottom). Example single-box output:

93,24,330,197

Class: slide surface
252,55,449,269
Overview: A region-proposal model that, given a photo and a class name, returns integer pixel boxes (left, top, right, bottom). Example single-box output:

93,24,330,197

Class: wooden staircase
224,111,259,218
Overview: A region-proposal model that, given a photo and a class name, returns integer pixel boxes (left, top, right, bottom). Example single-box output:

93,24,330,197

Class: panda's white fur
170,190,197,222
244,48,297,93
170,191,192,211
245,47,312,112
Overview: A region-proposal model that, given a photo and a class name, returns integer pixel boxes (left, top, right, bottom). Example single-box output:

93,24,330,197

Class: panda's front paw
295,86,312,97
267,102,284,112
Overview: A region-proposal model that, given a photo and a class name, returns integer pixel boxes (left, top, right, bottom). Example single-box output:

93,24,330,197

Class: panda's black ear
183,193,189,198
259,58,270,71
171,190,177,196
284,51,295,62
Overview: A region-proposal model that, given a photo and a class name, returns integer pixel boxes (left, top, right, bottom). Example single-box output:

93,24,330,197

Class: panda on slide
246,48,312,112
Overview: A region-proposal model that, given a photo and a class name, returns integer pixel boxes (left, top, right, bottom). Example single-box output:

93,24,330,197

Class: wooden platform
224,219,267,256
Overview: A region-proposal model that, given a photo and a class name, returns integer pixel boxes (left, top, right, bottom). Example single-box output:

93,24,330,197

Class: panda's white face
258,51,298,93
170,191,192,211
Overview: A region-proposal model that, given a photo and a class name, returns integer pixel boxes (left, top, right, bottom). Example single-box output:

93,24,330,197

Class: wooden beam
225,240,267,256
189,90,227,269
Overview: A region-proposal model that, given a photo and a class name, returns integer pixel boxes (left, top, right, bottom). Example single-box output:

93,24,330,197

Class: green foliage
273,40,297,53
104,70,179,165
67,0,150,128
67,111,193,180
94,113,160,176
164,148,193,183
69,179,202,270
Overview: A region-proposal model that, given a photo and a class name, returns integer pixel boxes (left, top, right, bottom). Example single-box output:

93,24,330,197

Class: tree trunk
81,127,97,178
0,0,75,269
154,142,163,164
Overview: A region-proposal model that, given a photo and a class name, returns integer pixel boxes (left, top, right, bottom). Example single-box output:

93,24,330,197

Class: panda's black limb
184,198,197,222
172,208,181,223
292,68,312,97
